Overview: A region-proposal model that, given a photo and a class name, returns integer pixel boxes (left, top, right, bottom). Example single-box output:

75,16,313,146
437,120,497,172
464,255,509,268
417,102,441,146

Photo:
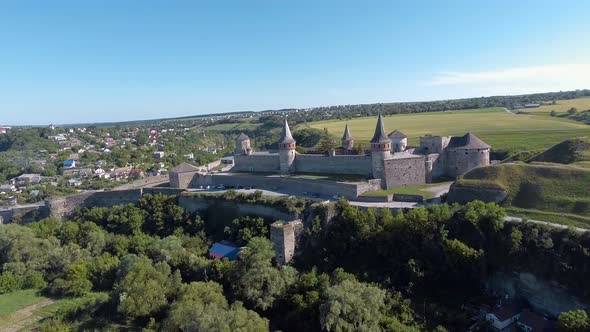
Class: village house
208,242,241,260
67,179,82,187
11,174,41,187
154,151,165,159
480,301,522,331
63,159,76,168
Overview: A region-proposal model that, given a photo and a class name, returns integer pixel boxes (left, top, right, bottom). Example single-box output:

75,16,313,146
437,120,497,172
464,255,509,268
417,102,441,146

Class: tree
115,255,177,320
318,128,337,154
49,260,93,297
138,194,185,236
550,110,557,117
234,237,297,310
557,310,590,332
89,253,120,290
224,216,268,246
568,107,578,115
320,278,387,332
164,281,269,331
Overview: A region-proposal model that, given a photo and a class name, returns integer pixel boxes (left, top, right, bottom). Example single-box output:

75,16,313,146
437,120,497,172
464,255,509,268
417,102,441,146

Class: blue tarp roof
63,159,75,166
209,242,241,260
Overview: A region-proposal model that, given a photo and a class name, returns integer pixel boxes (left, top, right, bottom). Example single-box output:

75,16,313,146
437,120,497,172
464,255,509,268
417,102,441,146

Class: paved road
503,107,516,115
504,216,588,233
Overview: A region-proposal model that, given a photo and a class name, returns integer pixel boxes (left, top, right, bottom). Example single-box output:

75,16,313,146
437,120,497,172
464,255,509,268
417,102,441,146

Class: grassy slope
305,107,590,152
0,289,46,317
528,137,590,164
458,163,590,219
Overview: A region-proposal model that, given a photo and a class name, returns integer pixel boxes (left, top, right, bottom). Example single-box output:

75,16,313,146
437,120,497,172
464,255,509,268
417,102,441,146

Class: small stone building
169,163,200,189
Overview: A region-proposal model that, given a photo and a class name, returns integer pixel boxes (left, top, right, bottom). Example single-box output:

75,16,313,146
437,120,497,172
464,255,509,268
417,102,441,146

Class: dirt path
0,299,55,332
424,182,452,197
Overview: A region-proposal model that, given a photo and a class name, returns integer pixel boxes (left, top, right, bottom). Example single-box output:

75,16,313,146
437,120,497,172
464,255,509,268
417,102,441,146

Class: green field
519,97,590,116
304,107,590,152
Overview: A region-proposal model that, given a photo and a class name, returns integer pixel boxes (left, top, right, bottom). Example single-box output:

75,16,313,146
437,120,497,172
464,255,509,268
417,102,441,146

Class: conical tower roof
370,114,389,143
448,132,491,149
341,124,353,141
280,118,296,144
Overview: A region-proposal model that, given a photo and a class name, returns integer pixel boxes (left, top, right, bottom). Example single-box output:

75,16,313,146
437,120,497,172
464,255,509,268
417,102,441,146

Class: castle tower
235,133,252,155
341,124,354,152
279,118,296,173
388,130,408,152
370,114,391,180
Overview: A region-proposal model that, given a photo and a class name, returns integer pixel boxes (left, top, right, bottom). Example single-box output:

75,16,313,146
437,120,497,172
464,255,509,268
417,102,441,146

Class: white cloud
425,64,590,96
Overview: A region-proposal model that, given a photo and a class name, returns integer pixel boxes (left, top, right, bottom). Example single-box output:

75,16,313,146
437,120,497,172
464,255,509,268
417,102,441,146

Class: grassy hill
457,163,590,226
305,107,590,153
527,137,590,164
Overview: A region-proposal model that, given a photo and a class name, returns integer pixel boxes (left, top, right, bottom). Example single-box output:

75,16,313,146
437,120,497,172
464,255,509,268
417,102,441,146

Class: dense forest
1,193,589,331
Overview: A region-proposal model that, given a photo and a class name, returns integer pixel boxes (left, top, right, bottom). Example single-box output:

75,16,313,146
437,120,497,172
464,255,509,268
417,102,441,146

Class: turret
388,130,408,152
235,133,252,155
370,114,391,180
279,119,296,173
341,124,354,152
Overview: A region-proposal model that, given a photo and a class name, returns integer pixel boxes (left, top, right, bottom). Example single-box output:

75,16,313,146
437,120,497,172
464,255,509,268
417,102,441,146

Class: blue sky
1,0,590,125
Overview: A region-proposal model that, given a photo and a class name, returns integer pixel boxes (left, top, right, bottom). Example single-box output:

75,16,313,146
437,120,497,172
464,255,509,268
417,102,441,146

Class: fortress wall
84,189,143,208
0,205,48,224
47,191,97,219
382,156,426,189
293,154,372,176
47,188,183,220
232,154,280,173
142,187,186,196
446,148,489,177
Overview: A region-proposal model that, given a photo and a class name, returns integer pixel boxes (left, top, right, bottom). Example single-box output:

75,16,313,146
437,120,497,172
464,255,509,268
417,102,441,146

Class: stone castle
231,115,490,189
